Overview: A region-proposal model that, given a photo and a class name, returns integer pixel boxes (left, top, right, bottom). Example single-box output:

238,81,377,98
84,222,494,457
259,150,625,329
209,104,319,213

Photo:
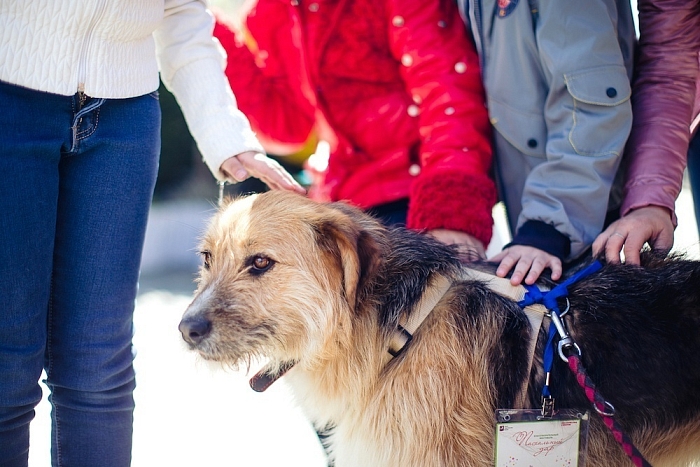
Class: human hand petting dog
428,229,486,262
220,151,306,193
592,205,674,265
490,245,562,286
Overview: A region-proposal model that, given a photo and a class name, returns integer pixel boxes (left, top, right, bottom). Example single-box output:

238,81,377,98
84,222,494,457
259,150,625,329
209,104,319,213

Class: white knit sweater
0,0,264,180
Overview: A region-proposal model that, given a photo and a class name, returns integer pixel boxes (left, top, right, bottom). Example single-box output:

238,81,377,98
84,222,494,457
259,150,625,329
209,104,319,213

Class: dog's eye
250,255,274,274
200,250,212,270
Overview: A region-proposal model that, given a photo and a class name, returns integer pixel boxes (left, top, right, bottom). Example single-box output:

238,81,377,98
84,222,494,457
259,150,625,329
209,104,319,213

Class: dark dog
180,191,700,466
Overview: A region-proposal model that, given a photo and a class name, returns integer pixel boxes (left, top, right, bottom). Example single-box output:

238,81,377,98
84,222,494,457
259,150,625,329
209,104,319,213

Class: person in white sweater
0,1,303,465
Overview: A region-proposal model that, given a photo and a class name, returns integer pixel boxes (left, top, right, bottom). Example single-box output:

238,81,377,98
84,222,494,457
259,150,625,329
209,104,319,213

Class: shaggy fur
179,190,700,467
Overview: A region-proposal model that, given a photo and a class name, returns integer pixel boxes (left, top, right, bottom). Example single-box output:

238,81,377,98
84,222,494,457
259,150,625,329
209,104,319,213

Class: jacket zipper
467,0,485,73
76,0,108,109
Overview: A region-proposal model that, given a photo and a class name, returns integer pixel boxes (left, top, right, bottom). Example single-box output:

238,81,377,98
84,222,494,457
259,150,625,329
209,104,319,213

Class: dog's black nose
179,316,212,345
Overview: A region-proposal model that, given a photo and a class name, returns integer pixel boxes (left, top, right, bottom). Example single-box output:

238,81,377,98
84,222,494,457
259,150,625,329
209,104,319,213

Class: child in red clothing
214,0,496,257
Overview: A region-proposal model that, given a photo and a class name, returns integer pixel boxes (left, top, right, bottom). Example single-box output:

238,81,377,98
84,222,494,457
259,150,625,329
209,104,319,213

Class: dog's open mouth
180,323,296,391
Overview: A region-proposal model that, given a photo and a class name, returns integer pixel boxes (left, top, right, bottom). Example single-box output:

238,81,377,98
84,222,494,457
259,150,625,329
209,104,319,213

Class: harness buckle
388,325,413,357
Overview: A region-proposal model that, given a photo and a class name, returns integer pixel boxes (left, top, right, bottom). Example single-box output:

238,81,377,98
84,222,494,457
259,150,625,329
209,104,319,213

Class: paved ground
27,178,698,466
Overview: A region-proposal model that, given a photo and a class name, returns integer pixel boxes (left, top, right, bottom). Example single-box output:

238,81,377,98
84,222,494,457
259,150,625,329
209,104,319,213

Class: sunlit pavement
28,178,698,466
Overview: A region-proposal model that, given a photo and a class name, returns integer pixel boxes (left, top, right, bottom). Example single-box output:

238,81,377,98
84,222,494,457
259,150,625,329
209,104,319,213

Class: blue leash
515,260,653,466
517,260,603,414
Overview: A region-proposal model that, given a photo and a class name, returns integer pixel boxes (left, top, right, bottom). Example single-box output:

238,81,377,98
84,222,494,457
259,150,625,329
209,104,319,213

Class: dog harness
386,268,549,409
387,274,455,358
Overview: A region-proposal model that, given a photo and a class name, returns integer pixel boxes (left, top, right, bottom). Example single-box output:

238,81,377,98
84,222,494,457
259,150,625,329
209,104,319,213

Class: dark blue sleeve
505,220,571,260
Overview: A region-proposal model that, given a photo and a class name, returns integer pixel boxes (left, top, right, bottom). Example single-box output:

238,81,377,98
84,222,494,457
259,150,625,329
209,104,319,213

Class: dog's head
179,191,385,371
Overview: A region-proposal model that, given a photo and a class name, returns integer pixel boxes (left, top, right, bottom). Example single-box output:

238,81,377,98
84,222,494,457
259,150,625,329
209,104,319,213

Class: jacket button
437,20,447,28
407,105,420,117
308,2,319,11
444,106,455,116
409,164,421,176
527,138,538,148
392,16,404,27
454,62,467,73
606,87,617,98
401,54,413,66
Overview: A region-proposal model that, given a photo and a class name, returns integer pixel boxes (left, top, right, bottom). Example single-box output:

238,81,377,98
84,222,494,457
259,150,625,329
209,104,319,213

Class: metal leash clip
549,309,581,362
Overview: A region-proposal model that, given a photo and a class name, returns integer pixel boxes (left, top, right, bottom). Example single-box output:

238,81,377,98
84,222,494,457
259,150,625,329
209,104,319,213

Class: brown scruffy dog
179,190,700,467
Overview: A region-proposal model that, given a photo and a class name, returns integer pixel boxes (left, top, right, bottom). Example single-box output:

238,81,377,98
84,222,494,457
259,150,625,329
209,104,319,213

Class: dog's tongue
249,361,296,392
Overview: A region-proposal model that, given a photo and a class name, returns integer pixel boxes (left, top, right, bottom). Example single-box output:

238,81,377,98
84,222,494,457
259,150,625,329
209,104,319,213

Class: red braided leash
567,354,652,467
520,262,654,466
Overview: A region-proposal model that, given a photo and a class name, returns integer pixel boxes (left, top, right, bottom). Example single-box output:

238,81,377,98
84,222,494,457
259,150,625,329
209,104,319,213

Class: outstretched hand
592,206,674,265
490,245,562,286
427,229,486,262
220,151,306,194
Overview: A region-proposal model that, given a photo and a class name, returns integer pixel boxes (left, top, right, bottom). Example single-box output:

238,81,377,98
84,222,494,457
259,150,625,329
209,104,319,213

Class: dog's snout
179,316,212,345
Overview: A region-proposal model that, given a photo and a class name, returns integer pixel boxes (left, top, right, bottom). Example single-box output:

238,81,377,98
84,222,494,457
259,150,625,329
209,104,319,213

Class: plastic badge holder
495,409,590,466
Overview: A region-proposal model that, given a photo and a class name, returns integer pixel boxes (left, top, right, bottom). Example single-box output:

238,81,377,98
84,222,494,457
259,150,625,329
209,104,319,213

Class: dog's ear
315,204,384,310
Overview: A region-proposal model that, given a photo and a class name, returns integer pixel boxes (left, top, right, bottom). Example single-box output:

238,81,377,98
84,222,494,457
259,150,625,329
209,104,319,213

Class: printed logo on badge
497,0,519,17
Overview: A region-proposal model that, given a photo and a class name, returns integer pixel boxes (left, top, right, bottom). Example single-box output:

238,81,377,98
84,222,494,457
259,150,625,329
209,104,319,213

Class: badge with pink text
495,409,589,466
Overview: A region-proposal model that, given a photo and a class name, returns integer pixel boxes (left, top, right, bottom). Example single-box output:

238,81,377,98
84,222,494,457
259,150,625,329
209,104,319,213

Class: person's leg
45,92,160,466
0,81,68,466
686,130,700,237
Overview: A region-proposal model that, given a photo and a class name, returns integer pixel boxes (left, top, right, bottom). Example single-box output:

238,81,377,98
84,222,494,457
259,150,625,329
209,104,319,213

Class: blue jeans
0,81,160,466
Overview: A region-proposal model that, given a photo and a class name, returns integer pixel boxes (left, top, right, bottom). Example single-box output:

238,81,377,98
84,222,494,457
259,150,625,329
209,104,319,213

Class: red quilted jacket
214,0,496,245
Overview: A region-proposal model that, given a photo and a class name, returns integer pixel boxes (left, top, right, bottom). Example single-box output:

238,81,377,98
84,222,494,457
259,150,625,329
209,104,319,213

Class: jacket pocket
564,65,632,157
488,97,547,159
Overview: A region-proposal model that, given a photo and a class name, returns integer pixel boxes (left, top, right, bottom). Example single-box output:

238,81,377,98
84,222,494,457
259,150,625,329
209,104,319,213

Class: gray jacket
463,0,636,260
